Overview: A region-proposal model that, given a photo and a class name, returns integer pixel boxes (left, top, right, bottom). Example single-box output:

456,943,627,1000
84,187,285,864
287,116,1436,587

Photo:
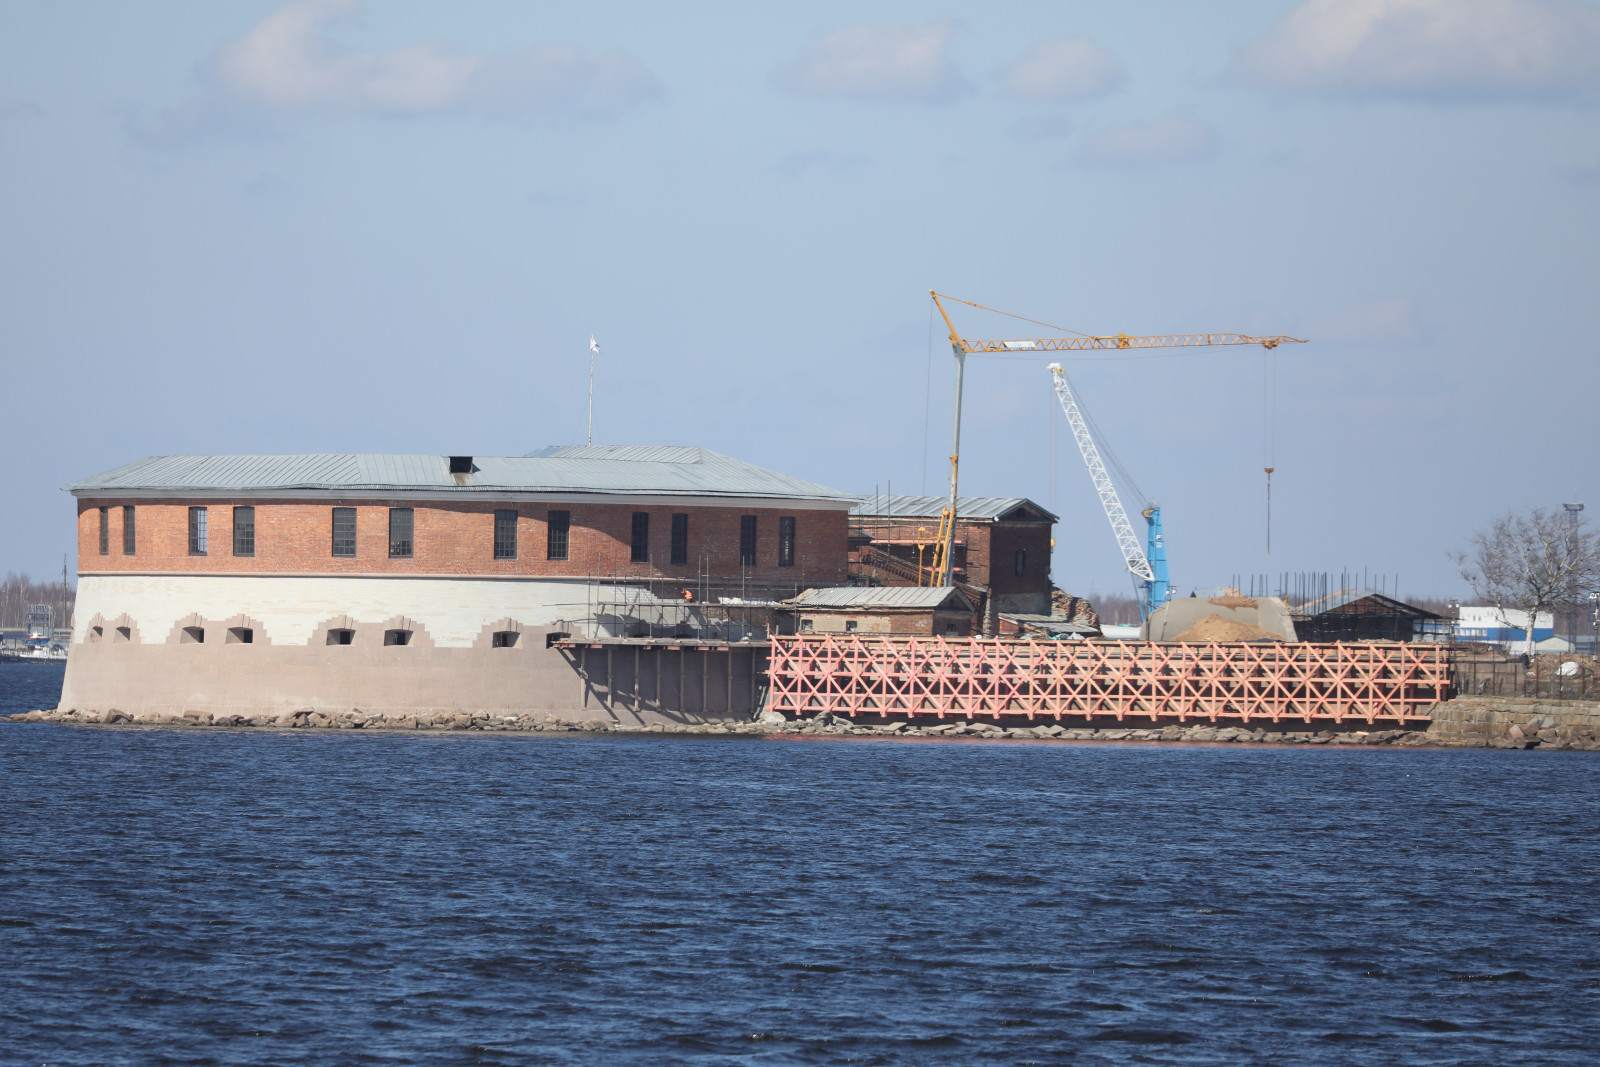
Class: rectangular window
670,513,688,565
1014,548,1027,577
98,507,109,556
233,506,255,557
547,509,570,561
631,512,650,563
332,507,357,558
778,516,796,568
494,509,518,560
740,515,758,566
188,507,208,556
389,508,414,559
123,506,136,555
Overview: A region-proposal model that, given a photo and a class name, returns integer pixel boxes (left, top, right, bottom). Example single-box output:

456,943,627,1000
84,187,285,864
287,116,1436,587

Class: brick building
787,586,976,638
848,495,1057,635
61,445,855,723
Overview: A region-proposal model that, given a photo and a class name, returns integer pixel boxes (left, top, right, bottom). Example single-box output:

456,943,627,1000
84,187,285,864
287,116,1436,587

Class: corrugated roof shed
64,447,857,503
849,494,1057,523
788,586,974,611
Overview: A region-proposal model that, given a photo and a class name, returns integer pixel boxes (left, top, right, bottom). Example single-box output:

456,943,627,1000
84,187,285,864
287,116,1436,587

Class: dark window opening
181,626,205,644
670,513,688,565
778,516,796,567
547,509,570,561
631,512,650,563
332,508,357,558
389,508,414,559
740,515,758,566
123,506,136,556
98,507,109,556
384,629,412,646
494,509,518,560
233,506,255,557
844,619,858,633
227,627,253,644
90,625,103,642
799,618,814,633
545,631,571,648
188,507,208,556
115,626,131,642
492,631,519,648
448,455,474,474
1014,549,1027,577
327,628,354,646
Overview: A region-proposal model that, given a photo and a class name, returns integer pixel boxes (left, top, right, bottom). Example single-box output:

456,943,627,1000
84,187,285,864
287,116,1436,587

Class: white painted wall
75,574,596,647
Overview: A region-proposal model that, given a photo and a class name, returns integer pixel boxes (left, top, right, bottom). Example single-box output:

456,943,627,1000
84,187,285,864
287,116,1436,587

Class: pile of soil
1172,613,1283,643
1208,596,1259,609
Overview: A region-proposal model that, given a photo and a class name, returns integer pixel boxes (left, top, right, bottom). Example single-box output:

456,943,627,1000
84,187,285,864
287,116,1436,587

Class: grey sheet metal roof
65,446,857,503
787,586,974,611
1291,589,1441,619
850,494,1058,523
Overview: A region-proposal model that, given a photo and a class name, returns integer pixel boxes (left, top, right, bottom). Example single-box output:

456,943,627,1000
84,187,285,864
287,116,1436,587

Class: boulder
875,722,908,734
755,708,788,725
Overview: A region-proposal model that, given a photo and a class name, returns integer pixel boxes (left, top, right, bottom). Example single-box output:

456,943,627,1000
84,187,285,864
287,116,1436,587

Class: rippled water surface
3,667,1599,1064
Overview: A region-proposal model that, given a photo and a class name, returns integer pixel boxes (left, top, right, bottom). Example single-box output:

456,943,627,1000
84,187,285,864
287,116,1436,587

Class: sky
2,0,1598,602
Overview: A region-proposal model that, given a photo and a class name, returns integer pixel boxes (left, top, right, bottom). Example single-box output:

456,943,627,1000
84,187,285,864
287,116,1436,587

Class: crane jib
965,334,1305,353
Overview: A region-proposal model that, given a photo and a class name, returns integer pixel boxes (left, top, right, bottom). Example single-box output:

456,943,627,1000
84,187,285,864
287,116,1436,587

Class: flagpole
587,335,598,446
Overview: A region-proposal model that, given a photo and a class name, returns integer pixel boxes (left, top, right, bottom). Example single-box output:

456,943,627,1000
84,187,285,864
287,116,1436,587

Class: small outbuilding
787,586,976,638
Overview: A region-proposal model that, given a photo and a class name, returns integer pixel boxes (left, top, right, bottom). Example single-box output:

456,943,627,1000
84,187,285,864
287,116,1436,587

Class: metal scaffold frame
767,635,1449,724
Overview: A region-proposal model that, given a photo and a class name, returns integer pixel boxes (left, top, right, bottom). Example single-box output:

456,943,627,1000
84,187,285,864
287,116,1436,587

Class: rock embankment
6,700,1598,748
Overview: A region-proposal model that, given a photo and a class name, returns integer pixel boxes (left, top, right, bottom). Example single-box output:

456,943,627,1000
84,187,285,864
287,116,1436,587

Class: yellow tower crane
928,291,1307,589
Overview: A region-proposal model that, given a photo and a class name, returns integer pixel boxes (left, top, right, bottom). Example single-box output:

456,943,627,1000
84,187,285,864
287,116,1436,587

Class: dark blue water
4,667,1599,1065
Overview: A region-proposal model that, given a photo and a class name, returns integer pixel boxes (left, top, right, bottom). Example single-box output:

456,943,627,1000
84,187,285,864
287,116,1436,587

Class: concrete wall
60,573,761,723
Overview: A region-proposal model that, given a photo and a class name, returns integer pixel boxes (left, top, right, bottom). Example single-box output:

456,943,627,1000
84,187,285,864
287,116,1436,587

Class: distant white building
1455,607,1571,653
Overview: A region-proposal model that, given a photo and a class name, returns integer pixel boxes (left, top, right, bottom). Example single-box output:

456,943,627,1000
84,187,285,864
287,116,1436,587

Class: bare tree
1450,508,1600,656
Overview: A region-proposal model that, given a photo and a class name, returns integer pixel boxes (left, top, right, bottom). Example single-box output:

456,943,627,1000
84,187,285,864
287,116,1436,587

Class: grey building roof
850,494,1058,523
1291,589,1441,619
787,586,975,611
64,446,857,503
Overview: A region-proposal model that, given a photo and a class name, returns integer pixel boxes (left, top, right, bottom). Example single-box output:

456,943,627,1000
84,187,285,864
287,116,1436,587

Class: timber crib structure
767,635,1450,724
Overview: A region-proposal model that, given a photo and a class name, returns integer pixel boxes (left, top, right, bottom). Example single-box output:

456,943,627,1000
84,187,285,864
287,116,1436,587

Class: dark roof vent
448,456,474,474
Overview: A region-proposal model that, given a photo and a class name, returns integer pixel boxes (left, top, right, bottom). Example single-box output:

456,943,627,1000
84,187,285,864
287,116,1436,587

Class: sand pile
1208,596,1259,609
1172,614,1283,643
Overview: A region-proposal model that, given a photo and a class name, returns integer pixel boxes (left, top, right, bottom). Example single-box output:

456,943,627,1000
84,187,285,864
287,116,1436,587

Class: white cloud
1076,111,1218,168
775,22,970,104
999,36,1124,102
209,0,660,117
1231,0,1600,102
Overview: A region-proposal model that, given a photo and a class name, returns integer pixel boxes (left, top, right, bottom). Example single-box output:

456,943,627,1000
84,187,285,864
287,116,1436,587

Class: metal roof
1291,589,1441,619
787,586,974,611
849,494,1058,523
64,447,857,503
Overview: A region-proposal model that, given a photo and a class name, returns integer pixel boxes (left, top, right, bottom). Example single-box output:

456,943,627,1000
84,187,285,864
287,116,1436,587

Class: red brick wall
985,523,1054,598
858,519,1051,595
77,498,848,584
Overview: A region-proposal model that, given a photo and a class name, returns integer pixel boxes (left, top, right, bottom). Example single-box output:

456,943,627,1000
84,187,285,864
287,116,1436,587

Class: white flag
589,335,600,355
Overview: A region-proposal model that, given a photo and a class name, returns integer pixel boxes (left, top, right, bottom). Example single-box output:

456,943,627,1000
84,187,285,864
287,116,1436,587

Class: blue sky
2,0,1598,600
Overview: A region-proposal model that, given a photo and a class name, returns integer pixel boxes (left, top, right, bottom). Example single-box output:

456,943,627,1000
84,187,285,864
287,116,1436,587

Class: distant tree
1450,508,1600,656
